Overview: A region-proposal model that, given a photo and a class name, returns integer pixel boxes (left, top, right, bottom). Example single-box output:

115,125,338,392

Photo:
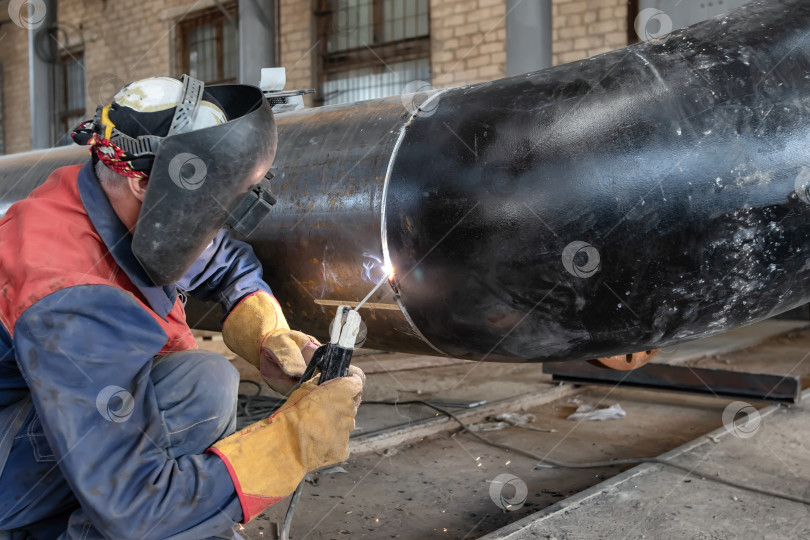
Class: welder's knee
151,350,240,458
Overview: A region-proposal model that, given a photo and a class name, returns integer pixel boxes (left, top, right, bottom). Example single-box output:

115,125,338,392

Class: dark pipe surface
1,0,809,362
385,0,810,360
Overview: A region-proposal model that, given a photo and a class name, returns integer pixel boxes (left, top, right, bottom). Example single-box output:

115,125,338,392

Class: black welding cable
234,390,810,535
235,381,285,429
280,481,304,540
361,400,810,508
236,381,310,540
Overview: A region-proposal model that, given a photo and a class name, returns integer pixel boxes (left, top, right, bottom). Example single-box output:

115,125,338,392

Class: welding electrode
279,271,390,539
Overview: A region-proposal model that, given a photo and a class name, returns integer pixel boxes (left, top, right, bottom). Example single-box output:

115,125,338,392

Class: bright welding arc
354,267,395,312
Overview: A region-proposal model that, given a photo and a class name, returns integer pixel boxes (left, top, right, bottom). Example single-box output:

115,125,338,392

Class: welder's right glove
209,367,365,523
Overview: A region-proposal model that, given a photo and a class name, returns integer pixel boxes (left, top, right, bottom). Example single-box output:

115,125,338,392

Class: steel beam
506,0,552,76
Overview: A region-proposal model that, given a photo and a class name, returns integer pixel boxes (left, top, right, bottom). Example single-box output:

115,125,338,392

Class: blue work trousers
0,350,240,540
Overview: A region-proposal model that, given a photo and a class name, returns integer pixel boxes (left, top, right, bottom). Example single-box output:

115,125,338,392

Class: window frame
54,49,86,141
0,64,4,156
315,0,431,106
176,2,239,85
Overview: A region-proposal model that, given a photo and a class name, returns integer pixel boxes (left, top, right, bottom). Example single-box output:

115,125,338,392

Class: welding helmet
72,75,277,285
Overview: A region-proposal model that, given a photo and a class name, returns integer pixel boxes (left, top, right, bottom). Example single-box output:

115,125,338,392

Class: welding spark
361,252,384,282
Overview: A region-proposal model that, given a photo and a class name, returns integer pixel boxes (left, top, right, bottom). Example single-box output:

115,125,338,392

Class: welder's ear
127,175,149,202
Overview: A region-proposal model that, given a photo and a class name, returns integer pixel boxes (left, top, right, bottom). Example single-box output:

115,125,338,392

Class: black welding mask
73,75,278,286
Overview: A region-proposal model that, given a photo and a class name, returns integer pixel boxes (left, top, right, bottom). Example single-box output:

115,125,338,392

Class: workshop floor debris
482,391,810,539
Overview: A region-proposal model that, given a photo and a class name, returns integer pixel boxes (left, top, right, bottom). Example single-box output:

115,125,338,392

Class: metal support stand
542,361,802,404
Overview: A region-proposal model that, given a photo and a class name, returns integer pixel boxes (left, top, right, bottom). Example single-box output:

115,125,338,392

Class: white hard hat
113,76,227,129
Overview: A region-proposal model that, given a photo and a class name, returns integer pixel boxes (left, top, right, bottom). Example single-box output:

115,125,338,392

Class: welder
0,75,364,539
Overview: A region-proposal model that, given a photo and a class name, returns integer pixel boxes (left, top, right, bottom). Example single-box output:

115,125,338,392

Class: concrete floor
195,319,810,539
249,386,730,539
483,392,810,540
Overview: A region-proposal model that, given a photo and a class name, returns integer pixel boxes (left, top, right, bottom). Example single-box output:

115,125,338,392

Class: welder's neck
101,182,142,234
100,174,149,234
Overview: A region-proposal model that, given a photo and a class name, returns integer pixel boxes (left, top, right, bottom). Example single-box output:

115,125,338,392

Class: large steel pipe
2,0,810,362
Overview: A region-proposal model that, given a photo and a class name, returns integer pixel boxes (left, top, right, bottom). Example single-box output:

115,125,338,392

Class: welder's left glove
223,291,320,395
209,367,365,523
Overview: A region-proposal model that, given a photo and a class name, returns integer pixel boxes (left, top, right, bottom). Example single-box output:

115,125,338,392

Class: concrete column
239,0,277,86
28,0,57,149
506,0,552,77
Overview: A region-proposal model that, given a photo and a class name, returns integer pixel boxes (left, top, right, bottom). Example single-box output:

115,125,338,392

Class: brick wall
279,0,314,106
428,0,628,88
59,0,196,117
428,0,627,87
0,0,632,154
429,0,507,89
0,0,205,153
552,0,628,66
276,0,510,101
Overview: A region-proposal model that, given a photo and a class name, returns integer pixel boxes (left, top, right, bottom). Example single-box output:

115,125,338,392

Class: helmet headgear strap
167,75,204,136
103,74,205,158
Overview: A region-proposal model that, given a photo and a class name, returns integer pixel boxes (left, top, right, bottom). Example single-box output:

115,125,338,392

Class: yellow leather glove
209,367,365,523
223,291,320,395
